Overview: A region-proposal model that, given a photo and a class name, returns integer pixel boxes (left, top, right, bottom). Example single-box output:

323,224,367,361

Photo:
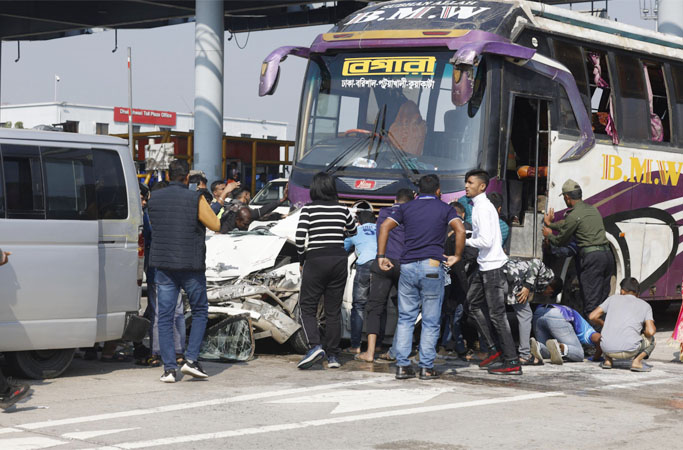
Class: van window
42,147,96,220
2,145,45,219
92,149,128,219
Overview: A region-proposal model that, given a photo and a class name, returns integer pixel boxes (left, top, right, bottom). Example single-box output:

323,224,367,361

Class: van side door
0,144,100,350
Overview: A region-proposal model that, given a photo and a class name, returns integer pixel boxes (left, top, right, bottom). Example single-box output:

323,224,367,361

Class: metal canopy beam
0,1,375,41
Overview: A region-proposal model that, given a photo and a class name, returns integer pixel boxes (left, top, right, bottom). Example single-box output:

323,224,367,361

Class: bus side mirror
259,46,310,97
452,65,474,106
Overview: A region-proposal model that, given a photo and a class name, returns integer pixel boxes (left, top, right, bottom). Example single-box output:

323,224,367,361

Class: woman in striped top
295,172,357,370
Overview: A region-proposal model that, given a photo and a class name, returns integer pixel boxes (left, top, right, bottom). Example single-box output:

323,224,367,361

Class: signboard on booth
114,107,176,126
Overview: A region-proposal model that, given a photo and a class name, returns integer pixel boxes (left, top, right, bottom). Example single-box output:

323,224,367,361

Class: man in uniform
542,179,614,319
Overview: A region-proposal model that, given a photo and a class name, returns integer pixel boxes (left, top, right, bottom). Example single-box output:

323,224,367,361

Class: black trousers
365,258,401,336
467,267,517,361
579,249,614,316
299,255,347,357
0,367,8,395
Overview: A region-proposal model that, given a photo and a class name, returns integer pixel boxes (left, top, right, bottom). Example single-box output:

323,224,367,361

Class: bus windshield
296,51,486,175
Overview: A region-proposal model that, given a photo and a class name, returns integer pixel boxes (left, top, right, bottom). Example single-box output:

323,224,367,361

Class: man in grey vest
148,159,221,383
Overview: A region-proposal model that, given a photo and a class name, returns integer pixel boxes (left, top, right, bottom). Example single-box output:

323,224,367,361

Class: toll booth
112,130,293,194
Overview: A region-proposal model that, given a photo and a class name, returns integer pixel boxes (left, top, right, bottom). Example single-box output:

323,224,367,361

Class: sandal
599,361,612,369
377,351,396,362
354,354,375,363
520,356,544,366
176,354,186,366
138,355,162,367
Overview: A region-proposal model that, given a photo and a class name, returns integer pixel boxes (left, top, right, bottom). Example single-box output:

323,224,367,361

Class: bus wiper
326,108,382,175
370,108,420,188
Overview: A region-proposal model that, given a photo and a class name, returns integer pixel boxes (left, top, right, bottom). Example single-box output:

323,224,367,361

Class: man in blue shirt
344,210,378,353
532,304,602,364
378,175,466,380
356,189,414,364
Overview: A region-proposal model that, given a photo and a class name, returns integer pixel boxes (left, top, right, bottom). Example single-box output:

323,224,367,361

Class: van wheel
5,349,75,380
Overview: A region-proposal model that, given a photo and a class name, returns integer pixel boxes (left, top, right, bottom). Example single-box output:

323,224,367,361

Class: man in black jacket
148,160,221,383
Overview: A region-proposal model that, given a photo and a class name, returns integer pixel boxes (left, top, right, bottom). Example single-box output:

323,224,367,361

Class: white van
0,129,143,379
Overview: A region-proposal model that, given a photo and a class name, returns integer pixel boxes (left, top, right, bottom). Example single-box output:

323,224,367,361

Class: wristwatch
377,254,386,258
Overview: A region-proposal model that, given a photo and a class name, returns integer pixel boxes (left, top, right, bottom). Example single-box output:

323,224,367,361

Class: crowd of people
0,159,678,409
294,169,666,379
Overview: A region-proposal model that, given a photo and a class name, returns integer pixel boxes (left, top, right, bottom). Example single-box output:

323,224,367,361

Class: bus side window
0,148,4,218
671,64,683,146
614,53,649,142
551,40,588,134
41,147,96,220
584,50,615,139
92,149,128,220
1,145,45,219
644,62,670,143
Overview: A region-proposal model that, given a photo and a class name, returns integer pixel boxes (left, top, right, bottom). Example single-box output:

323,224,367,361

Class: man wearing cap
542,179,614,318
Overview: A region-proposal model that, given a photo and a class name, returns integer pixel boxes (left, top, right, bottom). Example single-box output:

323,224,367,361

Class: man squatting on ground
589,277,657,372
503,257,564,366
463,169,522,375
377,174,465,380
148,159,220,383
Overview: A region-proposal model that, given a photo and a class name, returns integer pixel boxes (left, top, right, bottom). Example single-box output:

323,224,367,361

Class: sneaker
327,355,341,369
478,351,502,369
297,345,325,370
487,360,523,375
160,369,177,383
419,367,440,380
0,384,31,409
395,365,416,380
546,339,564,365
530,338,543,364
181,361,209,378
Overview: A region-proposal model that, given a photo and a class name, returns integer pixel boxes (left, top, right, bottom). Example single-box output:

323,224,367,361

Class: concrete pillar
658,0,683,37
193,0,224,179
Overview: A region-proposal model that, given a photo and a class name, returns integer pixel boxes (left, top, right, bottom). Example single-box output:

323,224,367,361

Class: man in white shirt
464,170,521,375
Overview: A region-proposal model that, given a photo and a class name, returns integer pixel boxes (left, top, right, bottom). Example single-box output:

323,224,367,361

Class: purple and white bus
260,0,683,305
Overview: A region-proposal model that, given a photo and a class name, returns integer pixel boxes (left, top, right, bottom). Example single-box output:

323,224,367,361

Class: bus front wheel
5,348,75,380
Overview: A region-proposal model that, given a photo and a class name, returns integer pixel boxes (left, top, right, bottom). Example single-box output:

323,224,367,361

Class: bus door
506,96,551,259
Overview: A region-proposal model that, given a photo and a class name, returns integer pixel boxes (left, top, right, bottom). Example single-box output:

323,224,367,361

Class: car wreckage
197,211,398,362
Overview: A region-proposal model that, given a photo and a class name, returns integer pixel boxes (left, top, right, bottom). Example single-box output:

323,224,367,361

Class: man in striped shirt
295,173,357,370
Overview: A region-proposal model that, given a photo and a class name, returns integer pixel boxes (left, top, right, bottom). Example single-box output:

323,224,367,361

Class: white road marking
0,437,66,450
1,377,392,432
0,428,23,435
80,392,563,449
61,427,140,440
268,387,453,414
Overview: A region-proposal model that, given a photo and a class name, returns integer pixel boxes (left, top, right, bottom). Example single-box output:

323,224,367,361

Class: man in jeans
464,169,521,375
343,210,377,354
532,303,602,365
589,278,656,372
148,159,221,383
377,175,465,380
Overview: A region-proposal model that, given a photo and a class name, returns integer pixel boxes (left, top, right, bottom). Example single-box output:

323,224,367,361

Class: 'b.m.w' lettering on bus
601,154,683,186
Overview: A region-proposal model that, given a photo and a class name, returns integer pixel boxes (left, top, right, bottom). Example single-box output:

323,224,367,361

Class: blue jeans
533,306,583,362
155,269,208,371
441,303,466,354
350,261,372,348
151,289,186,356
395,260,444,369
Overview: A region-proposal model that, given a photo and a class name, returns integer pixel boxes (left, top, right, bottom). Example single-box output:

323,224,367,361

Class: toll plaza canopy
0,1,377,41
